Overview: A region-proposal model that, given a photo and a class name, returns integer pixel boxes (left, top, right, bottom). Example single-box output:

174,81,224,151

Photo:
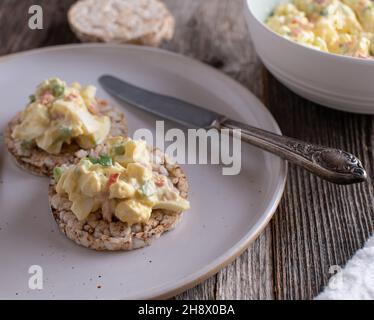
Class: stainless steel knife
99,75,367,185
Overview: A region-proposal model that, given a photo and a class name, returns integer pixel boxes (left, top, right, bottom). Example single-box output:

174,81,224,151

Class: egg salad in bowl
49,136,190,251
266,0,374,59
4,78,127,177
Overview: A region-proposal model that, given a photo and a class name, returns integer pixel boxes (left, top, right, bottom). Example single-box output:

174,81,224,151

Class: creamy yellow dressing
54,137,190,226
266,0,374,58
12,78,111,154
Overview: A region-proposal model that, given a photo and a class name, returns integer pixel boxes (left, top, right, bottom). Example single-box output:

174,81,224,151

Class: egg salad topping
53,137,190,226
266,0,374,59
11,78,111,154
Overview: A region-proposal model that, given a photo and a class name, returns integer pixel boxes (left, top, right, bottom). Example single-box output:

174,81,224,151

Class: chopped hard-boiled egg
153,199,191,212
54,138,190,226
108,137,151,165
12,103,50,141
115,200,152,225
12,78,111,154
109,180,135,199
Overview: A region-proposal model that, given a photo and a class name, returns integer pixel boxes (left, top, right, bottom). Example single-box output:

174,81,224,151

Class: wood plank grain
0,0,77,55
264,77,374,299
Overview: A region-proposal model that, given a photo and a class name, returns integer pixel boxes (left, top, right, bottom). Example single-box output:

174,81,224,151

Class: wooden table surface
1,0,373,300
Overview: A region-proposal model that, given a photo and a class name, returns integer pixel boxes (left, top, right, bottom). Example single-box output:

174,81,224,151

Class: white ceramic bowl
244,0,374,114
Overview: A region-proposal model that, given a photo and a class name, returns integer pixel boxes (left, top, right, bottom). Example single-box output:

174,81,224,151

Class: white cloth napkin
316,234,374,300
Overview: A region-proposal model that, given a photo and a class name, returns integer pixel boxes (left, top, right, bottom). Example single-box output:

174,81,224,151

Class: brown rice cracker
68,0,175,47
4,102,128,177
49,150,189,251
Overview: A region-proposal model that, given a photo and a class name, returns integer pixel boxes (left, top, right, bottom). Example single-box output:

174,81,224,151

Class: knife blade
99,75,225,129
98,74,367,184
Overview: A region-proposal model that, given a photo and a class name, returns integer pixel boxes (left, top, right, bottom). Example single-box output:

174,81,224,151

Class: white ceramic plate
0,44,286,299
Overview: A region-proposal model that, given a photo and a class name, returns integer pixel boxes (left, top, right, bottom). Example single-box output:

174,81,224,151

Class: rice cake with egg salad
5,78,128,176
49,136,190,251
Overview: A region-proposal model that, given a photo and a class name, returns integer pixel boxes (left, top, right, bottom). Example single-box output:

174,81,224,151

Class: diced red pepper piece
106,173,120,190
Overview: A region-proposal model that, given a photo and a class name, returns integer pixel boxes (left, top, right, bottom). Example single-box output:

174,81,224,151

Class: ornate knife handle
219,119,367,185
